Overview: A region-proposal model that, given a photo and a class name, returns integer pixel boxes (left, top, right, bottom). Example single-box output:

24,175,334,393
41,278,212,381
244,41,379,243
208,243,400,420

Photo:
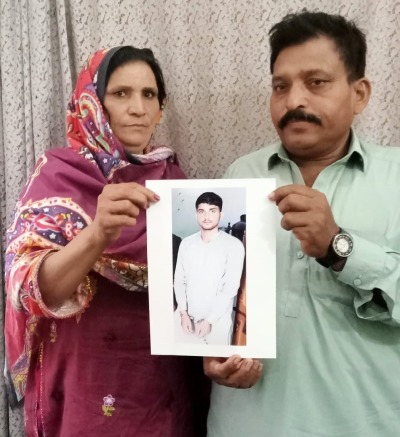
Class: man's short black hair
195,192,223,211
269,11,367,81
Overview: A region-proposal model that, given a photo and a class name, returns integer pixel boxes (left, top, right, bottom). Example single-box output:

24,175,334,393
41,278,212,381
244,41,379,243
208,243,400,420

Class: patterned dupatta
4,48,185,401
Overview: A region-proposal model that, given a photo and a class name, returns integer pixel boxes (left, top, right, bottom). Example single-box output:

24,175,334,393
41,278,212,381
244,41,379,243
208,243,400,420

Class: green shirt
207,132,400,436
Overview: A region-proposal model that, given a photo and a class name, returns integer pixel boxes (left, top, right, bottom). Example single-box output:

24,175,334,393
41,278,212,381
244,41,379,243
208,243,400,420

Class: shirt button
354,278,362,286
297,251,304,259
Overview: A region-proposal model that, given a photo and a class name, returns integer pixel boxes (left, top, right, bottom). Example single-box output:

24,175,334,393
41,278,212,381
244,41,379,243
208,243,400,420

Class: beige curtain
1,0,400,435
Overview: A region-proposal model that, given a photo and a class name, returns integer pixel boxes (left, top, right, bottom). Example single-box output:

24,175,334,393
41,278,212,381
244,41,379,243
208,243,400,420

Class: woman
5,46,208,436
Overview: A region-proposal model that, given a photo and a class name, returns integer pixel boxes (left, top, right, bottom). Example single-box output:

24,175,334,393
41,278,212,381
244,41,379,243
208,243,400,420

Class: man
174,192,245,345
205,11,400,436
231,214,246,241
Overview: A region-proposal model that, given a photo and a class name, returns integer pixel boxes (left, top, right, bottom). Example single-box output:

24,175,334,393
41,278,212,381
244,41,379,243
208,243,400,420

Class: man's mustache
278,109,322,130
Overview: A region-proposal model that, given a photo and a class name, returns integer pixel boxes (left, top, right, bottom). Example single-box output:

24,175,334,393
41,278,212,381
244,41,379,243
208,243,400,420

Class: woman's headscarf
4,47,185,401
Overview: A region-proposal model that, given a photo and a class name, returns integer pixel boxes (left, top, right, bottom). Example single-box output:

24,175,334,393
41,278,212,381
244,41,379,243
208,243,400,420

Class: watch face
333,234,353,257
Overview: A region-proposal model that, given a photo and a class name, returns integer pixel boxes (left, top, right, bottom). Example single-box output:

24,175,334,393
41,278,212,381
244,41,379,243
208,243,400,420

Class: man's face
196,203,222,231
270,36,365,161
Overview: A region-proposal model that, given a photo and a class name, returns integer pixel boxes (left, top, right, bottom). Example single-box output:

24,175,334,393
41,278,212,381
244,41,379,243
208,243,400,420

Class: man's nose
285,83,307,110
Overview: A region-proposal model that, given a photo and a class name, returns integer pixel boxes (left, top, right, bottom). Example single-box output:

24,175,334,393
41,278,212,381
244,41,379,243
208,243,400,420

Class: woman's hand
92,182,160,246
39,182,159,309
203,355,263,389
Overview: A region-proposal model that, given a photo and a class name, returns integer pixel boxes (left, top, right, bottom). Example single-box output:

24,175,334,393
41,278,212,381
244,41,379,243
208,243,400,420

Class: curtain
1,0,400,435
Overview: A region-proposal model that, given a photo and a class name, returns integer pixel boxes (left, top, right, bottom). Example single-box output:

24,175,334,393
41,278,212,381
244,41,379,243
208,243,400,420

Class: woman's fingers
93,182,160,245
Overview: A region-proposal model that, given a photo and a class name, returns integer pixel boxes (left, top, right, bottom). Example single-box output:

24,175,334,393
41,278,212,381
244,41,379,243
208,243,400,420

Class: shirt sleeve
336,233,400,327
173,242,188,312
6,247,94,319
206,239,245,324
5,153,95,319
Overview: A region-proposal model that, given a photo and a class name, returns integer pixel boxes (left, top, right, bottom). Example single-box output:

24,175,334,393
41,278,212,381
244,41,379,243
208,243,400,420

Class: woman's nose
128,96,145,115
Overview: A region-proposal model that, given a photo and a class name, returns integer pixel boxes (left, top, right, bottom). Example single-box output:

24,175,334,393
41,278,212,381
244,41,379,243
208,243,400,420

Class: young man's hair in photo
195,192,223,211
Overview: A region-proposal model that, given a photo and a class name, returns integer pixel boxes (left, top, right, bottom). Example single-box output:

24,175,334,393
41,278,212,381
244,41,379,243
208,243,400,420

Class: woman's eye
144,91,155,98
115,90,126,97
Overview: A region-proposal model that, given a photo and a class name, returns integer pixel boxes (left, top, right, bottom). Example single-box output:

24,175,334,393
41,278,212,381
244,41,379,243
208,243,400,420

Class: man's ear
353,77,371,115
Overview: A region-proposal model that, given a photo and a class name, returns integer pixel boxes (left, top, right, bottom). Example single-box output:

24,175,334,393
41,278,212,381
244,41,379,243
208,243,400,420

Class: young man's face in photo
196,203,222,231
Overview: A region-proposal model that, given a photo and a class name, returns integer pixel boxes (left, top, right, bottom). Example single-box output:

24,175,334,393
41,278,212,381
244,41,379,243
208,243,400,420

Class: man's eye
272,84,287,92
310,79,326,87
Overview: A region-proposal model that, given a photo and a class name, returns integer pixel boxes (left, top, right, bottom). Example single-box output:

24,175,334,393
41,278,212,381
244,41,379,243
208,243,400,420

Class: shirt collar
268,129,365,172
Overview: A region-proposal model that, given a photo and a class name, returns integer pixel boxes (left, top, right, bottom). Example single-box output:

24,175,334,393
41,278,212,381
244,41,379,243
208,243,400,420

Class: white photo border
146,178,276,358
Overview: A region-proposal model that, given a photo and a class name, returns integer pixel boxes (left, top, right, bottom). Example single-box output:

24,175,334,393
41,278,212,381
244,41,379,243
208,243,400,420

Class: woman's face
103,61,162,155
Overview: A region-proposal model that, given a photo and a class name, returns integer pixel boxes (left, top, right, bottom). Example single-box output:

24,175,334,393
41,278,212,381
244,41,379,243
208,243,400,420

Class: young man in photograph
174,192,245,345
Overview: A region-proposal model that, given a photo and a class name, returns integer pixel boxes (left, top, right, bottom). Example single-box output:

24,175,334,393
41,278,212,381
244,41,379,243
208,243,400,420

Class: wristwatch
316,229,354,268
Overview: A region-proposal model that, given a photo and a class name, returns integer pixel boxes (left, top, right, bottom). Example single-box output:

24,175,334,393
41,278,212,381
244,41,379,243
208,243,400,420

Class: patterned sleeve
5,154,95,319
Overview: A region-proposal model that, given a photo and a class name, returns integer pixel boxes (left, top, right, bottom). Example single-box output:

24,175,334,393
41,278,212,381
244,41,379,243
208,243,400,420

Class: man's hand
203,355,263,389
195,320,212,337
180,311,194,334
269,184,339,258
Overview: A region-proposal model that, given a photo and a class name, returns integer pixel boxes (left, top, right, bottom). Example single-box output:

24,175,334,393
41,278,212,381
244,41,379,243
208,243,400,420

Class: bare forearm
38,224,108,309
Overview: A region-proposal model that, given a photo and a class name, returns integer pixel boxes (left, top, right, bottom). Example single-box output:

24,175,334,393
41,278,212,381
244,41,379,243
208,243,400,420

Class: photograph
147,178,276,358
172,187,246,347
